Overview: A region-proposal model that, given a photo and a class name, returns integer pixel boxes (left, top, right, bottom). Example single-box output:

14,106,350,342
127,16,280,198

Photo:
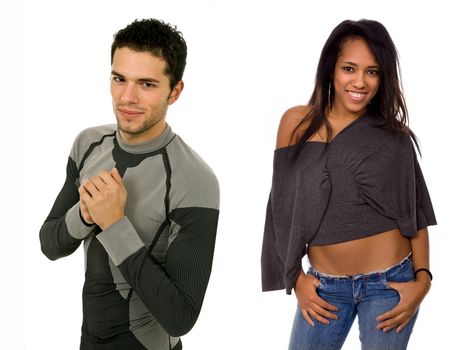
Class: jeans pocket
381,276,396,290
307,268,324,290
382,260,415,289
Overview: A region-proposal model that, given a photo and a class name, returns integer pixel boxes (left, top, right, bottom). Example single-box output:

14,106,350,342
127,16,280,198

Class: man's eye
112,76,124,83
142,82,156,88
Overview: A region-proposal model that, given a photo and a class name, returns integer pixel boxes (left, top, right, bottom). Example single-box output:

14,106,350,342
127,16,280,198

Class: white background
2,0,466,348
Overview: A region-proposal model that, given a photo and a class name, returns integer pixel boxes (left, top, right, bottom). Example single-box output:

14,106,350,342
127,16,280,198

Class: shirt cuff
97,216,145,266
65,202,96,240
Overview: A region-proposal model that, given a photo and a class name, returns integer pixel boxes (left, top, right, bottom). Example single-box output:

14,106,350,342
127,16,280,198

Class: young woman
261,19,436,349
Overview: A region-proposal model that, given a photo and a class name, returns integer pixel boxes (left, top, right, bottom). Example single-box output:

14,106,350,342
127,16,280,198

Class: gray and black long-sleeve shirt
40,124,220,349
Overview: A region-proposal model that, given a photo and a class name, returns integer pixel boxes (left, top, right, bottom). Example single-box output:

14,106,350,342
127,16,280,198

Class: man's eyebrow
110,70,161,83
111,70,123,77
137,77,161,84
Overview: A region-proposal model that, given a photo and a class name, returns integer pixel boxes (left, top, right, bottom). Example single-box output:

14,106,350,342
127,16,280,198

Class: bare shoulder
276,105,312,149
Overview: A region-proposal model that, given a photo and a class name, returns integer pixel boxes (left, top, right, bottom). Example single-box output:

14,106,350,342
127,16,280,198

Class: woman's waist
308,229,411,276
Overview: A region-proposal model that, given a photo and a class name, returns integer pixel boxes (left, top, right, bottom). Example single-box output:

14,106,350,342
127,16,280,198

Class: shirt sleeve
412,146,437,230
261,148,331,294
39,156,96,260
352,134,437,237
97,205,219,337
261,193,286,292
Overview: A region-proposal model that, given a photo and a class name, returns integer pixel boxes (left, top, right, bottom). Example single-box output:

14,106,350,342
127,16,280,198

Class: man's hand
79,198,94,225
79,168,127,230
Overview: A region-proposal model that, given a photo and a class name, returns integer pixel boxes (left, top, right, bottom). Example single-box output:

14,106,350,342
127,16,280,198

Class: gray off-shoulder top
261,112,437,294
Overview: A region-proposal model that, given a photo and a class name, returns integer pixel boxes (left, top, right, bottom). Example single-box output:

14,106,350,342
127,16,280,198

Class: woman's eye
343,66,354,72
368,69,379,75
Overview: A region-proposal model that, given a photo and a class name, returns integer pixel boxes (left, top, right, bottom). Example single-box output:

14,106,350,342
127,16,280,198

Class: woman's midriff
308,229,411,275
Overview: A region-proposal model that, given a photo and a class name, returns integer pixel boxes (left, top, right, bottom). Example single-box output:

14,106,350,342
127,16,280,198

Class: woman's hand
376,275,431,333
294,270,338,327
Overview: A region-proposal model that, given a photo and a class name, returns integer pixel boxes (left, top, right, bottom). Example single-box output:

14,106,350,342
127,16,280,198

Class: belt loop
379,271,388,285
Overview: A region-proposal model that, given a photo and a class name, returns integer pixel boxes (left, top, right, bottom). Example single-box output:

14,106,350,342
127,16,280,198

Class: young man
40,19,220,349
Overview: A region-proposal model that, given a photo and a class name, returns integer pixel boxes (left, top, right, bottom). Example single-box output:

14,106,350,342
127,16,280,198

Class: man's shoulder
70,124,117,161
74,124,117,142
166,134,219,208
168,135,217,177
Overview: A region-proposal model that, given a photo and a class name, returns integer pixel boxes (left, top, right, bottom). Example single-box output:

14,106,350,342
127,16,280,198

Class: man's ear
168,80,184,105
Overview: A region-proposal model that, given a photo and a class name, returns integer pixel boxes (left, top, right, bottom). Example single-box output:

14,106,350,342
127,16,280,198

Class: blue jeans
289,254,418,350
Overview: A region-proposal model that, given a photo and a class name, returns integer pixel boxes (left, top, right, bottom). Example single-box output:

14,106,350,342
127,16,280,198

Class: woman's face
331,37,380,119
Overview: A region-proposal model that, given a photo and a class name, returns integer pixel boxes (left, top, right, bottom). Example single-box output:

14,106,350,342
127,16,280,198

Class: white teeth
348,91,365,98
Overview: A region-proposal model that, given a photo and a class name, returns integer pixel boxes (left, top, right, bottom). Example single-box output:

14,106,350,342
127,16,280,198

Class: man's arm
81,168,220,336
39,157,95,260
100,207,218,336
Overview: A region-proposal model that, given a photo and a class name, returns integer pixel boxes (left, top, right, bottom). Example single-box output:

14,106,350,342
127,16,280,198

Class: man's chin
120,128,142,136
117,121,145,136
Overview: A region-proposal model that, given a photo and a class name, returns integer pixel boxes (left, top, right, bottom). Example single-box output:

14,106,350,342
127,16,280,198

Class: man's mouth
118,107,144,119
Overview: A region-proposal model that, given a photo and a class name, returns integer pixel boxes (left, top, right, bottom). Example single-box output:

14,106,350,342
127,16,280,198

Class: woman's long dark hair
294,19,419,155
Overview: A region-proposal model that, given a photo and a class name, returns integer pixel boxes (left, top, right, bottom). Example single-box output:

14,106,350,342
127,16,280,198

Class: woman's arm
410,228,431,283
376,228,431,332
277,105,338,323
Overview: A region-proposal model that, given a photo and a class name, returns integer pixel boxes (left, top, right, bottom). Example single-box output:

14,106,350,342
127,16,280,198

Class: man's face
110,47,183,144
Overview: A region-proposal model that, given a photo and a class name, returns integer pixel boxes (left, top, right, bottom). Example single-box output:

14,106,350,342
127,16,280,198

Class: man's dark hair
111,19,187,89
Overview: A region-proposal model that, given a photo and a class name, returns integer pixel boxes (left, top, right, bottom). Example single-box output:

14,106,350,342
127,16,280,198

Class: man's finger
79,184,92,199
96,170,113,184
91,175,107,190
110,168,124,185
79,200,94,224
82,179,99,196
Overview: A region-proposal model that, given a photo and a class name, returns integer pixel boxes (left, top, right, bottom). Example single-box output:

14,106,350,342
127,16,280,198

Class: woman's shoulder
276,105,312,149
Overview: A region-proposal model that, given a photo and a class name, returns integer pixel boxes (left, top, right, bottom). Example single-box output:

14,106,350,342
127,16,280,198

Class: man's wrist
98,215,125,231
79,208,95,227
